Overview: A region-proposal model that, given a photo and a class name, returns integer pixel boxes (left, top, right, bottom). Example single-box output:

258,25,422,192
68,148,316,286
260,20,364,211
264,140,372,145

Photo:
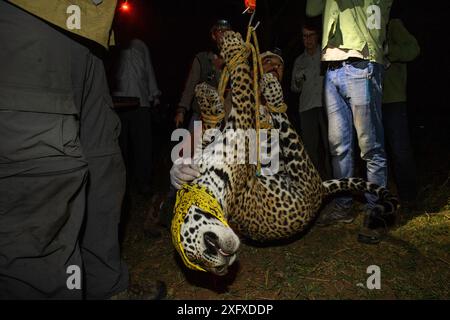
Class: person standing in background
113,38,162,196
174,19,232,130
291,19,332,180
382,16,420,215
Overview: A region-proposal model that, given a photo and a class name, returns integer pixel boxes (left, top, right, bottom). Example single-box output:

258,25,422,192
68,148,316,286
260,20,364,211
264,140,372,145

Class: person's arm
306,0,325,17
291,57,306,93
175,57,201,127
387,19,420,63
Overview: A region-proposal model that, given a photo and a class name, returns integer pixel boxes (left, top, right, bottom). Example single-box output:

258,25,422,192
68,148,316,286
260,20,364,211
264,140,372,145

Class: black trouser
80,154,128,299
0,168,88,300
299,107,333,180
76,50,129,299
0,1,127,299
118,108,153,193
382,102,418,202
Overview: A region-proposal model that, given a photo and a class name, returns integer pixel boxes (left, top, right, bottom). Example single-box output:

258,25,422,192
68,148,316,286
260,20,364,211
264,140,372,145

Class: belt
326,58,370,70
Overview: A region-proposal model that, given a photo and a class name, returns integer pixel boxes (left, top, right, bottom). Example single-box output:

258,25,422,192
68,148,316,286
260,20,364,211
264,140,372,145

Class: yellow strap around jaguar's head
171,184,229,272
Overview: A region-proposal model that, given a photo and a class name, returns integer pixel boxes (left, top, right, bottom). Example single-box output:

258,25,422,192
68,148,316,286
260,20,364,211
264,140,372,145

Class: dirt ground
120,124,449,300
122,205,449,300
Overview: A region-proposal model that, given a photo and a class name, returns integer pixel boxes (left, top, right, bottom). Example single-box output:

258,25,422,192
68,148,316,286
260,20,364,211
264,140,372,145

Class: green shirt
8,0,117,48
306,0,393,64
383,19,420,104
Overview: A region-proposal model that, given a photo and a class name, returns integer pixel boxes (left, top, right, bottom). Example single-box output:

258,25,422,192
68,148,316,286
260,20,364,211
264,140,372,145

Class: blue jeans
325,61,387,209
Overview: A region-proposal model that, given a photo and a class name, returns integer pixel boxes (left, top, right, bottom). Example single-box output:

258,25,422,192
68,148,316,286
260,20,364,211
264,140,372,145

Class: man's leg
129,108,153,195
0,169,87,299
81,154,129,299
76,53,129,299
347,62,387,208
117,109,133,214
382,102,417,204
317,67,355,226
326,68,356,198
118,110,131,170
0,1,88,299
344,62,389,244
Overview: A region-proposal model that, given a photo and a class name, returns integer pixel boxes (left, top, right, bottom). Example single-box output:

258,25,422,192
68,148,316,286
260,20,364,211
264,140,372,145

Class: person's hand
293,70,306,90
295,70,306,82
174,109,185,128
170,160,201,190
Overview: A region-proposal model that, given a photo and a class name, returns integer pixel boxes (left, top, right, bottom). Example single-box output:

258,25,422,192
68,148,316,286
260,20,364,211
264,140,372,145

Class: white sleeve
143,45,161,104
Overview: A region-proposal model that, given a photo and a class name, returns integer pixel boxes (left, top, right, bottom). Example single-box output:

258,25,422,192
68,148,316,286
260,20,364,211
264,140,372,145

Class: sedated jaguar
171,30,398,276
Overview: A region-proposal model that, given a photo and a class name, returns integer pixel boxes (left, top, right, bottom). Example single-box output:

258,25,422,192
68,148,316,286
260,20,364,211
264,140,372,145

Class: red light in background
120,1,130,12
245,0,257,11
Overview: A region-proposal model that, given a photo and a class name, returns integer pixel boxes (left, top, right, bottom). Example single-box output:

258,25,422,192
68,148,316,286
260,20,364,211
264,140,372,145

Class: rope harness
215,25,287,176
171,184,229,272
201,111,226,127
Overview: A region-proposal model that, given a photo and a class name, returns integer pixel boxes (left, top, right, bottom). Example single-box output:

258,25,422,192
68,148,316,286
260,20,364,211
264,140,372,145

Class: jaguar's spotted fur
176,31,398,275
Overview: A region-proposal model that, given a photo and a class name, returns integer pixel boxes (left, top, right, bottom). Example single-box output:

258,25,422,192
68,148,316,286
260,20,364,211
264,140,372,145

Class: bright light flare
120,1,130,12
245,0,257,12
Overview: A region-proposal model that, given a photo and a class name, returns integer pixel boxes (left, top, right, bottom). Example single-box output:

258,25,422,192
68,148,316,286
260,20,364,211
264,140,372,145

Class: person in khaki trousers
0,0,165,299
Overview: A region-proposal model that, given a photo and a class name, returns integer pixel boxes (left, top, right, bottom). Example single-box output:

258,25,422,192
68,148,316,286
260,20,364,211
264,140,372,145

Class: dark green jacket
383,19,420,104
307,0,393,64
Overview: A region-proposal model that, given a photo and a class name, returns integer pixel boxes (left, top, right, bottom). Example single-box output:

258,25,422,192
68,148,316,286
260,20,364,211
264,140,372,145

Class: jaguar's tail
322,178,399,215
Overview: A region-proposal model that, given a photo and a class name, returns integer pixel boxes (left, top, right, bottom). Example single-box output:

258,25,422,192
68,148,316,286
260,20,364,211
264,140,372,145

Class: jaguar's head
178,205,240,276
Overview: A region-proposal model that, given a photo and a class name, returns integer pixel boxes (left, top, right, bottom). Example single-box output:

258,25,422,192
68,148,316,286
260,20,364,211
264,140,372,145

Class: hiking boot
316,201,354,227
110,280,167,300
357,206,393,245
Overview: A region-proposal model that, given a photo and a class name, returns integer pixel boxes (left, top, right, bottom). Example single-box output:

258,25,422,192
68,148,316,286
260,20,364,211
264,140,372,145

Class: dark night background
111,0,449,133
110,0,449,194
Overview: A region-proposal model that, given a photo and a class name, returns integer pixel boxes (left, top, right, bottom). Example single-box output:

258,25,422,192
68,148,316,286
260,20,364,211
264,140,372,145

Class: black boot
358,206,395,245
